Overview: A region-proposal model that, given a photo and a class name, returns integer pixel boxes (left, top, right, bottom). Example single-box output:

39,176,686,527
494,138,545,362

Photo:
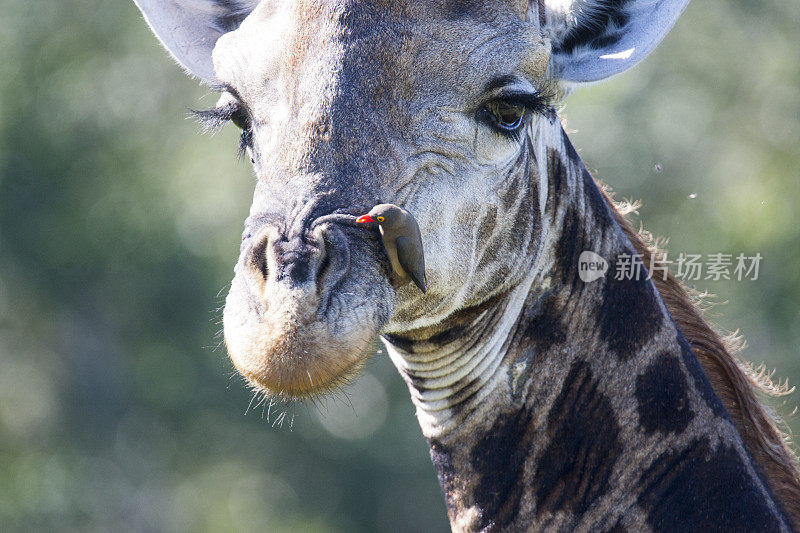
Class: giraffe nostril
315,248,331,289
250,238,269,280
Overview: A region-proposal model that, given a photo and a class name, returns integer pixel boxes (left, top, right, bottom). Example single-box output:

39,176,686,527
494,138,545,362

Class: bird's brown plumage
358,204,426,293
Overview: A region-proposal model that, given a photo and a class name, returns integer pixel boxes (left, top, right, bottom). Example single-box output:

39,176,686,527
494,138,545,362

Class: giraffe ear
133,0,260,83
539,0,691,83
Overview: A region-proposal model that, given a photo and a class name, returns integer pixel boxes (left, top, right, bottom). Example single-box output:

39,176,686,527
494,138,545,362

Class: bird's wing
396,236,426,293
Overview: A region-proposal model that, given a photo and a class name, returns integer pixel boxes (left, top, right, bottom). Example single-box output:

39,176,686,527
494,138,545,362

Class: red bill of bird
356,204,426,293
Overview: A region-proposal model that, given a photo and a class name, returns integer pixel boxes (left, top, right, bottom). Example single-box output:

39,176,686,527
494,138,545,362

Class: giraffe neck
384,135,790,531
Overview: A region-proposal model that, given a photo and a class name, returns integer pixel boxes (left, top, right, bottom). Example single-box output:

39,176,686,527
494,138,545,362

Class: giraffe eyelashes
191,100,253,155
192,101,246,132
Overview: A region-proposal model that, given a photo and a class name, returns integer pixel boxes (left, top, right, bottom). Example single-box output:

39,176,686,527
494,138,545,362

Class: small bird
356,204,426,293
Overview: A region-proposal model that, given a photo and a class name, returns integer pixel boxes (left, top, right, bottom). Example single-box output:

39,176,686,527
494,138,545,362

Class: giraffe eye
230,106,251,131
486,100,525,131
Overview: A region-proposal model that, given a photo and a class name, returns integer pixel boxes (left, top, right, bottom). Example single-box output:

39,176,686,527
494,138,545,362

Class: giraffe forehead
212,1,550,116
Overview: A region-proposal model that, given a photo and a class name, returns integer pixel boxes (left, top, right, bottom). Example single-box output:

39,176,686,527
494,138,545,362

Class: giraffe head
135,0,689,398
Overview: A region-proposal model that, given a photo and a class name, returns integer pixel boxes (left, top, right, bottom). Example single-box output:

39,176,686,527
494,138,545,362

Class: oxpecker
356,204,426,293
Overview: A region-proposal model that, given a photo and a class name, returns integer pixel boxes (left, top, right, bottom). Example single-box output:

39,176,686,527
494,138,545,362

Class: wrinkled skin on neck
220,0,554,397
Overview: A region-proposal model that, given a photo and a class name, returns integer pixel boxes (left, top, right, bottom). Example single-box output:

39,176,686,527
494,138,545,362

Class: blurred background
0,1,797,531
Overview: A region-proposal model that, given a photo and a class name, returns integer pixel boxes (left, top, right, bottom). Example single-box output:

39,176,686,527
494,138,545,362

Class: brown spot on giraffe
533,360,623,518
636,352,696,435
639,438,782,532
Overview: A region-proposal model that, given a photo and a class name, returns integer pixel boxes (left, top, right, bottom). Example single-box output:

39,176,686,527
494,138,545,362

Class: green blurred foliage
0,1,797,531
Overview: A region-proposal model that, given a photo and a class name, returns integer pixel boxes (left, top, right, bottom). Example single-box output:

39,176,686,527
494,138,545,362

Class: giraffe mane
599,181,800,529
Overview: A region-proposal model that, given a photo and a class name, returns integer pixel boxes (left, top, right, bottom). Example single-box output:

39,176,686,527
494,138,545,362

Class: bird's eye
377,216,384,222
486,100,525,131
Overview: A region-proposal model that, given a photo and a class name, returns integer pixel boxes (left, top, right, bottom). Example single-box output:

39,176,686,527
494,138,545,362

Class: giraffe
133,0,800,530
